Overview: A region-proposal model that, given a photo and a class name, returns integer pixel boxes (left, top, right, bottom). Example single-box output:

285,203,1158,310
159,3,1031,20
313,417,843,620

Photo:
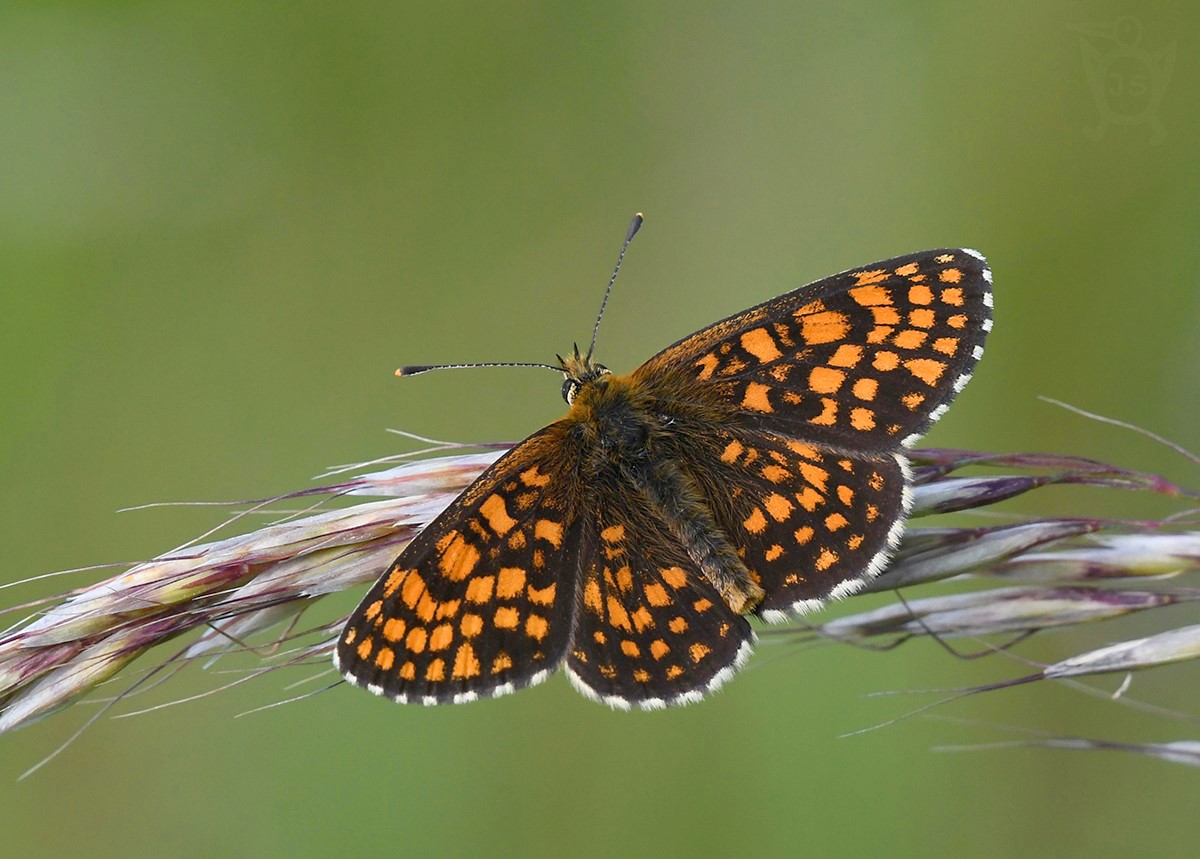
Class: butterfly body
337,245,993,709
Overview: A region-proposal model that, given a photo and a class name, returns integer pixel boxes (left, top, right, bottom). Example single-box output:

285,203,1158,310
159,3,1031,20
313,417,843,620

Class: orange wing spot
850,407,876,431
601,523,625,542
868,471,885,490
947,313,968,329
795,486,823,512
633,669,651,683
632,605,654,632
436,600,461,620
666,665,685,680
465,575,495,604
909,308,935,328
941,286,964,305
616,565,633,592
866,504,880,522
661,566,688,588
798,461,829,492
689,643,712,663
491,652,513,674
383,617,407,642
893,329,927,350
785,440,820,460
765,544,784,562
908,284,934,305
438,533,480,582
764,492,795,522
849,284,892,306
519,466,552,487
720,439,745,463
935,253,954,263
808,366,846,394
534,519,563,547
494,606,520,629
770,364,794,383
479,493,517,536
837,485,854,505
355,637,373,661
400,571,425,609
794,525,814,545
829,343,864,368
382,568,406,598
425,658,446,682
810,397,838,426
873,351,900,371
743,508,768,534
496,567,527,599
644,582,671,606
696,353,719,381
852,268,888,285
895,262,920,276
584,579,603,613
867,325,895,344
598,664,617,679
852,378,878,401
621,640,641,658
364,600,383,622
415,592,437,623
740,328,783,363
902,391,926,410
429,623,454,652
607,596,632,631
939,268,963,284
694,598,713,613
742,382,774,413
525,614,549,641
762,464,790,483
872,306,901,326
460,613,483,638
399,661,416,680
800,310,851,345
452,643,481,679
405,627,427,654
669,616,688,633
905,358,947,386
816,548,839,571
825,512,849,531
848,534,864,550
650,640,670,660
528,582,556,606
508,530,528,549
932,336,959,356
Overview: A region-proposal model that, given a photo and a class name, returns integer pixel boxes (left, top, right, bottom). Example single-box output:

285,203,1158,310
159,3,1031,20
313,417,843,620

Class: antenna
585,212,643,362
396,361,562,378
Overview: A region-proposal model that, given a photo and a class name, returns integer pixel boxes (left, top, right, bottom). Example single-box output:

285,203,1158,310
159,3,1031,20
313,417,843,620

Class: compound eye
562,379,579,404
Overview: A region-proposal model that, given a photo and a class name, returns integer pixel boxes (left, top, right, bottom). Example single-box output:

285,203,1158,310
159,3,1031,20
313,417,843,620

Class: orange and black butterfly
335,215,993,709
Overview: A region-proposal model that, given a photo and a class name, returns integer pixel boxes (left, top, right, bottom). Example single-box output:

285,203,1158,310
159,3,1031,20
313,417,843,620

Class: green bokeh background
2,3,1197,857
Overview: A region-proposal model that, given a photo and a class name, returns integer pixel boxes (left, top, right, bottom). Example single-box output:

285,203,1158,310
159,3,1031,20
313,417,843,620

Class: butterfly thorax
561,371,766,614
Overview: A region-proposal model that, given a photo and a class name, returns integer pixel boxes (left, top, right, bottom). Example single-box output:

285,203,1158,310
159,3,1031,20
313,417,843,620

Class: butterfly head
557,343,611,405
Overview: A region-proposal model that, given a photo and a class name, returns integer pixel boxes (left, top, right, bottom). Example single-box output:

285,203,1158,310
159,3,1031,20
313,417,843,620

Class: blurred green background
2,2,1197,857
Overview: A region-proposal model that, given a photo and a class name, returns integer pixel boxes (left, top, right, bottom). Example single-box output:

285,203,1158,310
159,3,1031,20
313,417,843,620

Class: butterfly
335,214,993,710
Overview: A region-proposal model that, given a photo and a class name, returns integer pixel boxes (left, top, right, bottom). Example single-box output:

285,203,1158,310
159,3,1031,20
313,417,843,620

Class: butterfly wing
565,501,754,709
335,425,584,704
633,249,993,449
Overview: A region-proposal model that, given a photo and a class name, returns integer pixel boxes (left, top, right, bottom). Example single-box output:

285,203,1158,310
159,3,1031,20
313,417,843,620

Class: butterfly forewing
634,249,992,449
566,504,754,709
335,427,582,703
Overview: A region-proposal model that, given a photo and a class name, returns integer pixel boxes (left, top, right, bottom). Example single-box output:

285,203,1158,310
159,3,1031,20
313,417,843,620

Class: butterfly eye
562,379,580,404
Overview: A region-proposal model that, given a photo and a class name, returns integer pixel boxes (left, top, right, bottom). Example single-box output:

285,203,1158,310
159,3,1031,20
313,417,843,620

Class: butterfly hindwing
633,249,993,449
683,428,910,620
565,501,754,709
335,427,582,704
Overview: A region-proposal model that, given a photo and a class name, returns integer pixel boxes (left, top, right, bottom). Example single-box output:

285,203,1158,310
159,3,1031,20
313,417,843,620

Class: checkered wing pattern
335,427,583,704
634,249,993,448
687,429,909,619
566,503,754,709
